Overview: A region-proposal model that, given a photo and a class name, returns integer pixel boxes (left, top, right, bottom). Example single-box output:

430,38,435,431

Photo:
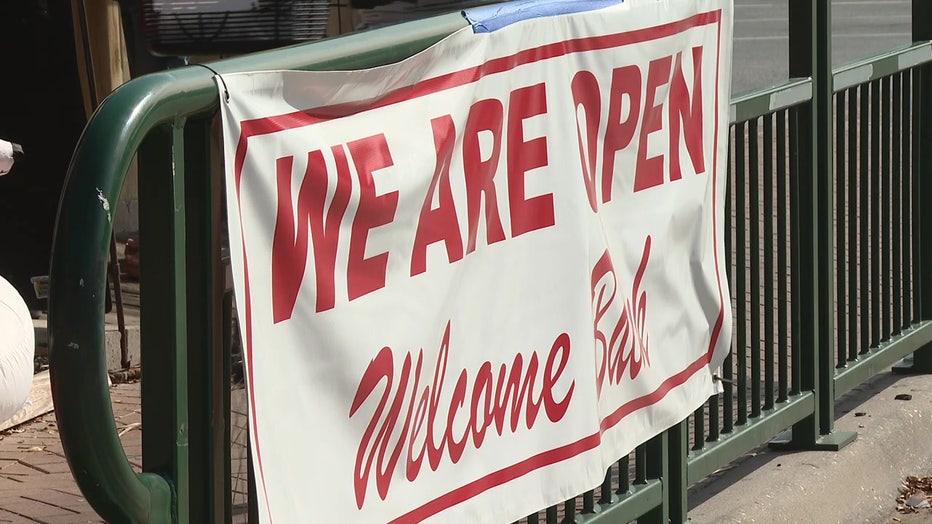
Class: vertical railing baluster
871,79,881,348
182,117,226,522
736,122,748,425
892,73,902,333
882,77,892,342
618,456,630,495
563,499,575,524
599,468,613,505
789,106,802,397
911,69,920,325
902,70,912,326
708,393,720,442
724,128,735,429
777,110,790,402
139,122,190,521
847,86,859,361
583,489,595,515
835,91,847,368
749,118,762,418
635,447,647,485
859,83,871,354
764,114,775,409
723,349,735,432
693,407,705,450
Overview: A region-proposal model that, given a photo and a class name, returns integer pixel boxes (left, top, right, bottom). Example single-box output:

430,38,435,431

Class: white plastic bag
0,275,34,422
0,139,16,176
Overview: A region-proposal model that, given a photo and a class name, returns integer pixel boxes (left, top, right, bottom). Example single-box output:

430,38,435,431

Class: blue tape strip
464,0,621,33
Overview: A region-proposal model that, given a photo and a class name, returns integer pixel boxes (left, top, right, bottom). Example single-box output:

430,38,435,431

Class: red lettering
348,346,414,508
543,333,573,422
463,99,507,253
591,236,652,397
445,370,469,464
601,65,641,204
468,362,494,448
348,134,397,301
426,324,452,471
507,83,554,237
634,56,672,192
405,365,429,482
349,322,574,508
411,115,465,276
271,147,351,321
492,352,541,433
669,46,705,181
572,70,601,213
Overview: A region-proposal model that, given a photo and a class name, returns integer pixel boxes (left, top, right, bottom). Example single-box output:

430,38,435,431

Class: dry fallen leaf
897,476,932,513
118,422,142,437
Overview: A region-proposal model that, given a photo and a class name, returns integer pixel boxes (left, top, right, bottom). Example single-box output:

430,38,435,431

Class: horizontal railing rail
830,42,932,397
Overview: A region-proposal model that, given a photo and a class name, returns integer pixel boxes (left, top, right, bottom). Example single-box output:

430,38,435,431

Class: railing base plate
892,353,932,374
767,430,857,451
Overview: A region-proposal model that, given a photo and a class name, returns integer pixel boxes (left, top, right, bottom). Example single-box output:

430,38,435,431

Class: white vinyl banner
219,0,733,521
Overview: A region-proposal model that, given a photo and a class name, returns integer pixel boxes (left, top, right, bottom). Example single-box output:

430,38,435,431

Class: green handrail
48,14,468,522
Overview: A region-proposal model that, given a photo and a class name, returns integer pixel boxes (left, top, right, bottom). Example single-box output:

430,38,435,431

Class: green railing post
896,0,932,373
139,122,191,523
181,116,229,522
222,290,236,520
773,0,855,450
917,0,932,367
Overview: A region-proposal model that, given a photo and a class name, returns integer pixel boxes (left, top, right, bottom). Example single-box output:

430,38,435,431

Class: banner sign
219,0,732,521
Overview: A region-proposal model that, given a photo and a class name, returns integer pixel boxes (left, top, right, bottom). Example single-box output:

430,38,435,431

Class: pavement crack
20,495,81,515
51,488,83,498
0,507,48,523
15,460,50,474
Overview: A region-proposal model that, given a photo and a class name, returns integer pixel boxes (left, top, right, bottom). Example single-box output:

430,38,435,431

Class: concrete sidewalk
0,383,140,523
1,274,145,523
7,372,930,523
688,369,932,524
11,277,932,523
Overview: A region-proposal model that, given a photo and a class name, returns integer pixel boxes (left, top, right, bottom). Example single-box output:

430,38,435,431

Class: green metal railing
831,40,932,395
49,2,932,523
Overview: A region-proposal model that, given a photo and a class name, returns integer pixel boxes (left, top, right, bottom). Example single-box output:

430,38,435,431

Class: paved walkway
4,373,932,523
689,369,932,524
0,383,141,523
9,269,931,522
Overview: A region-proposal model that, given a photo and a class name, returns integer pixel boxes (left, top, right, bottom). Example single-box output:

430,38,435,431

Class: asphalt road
733,0,913,95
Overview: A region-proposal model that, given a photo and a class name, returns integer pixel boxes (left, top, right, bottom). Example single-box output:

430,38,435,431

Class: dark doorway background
0,1,88,311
